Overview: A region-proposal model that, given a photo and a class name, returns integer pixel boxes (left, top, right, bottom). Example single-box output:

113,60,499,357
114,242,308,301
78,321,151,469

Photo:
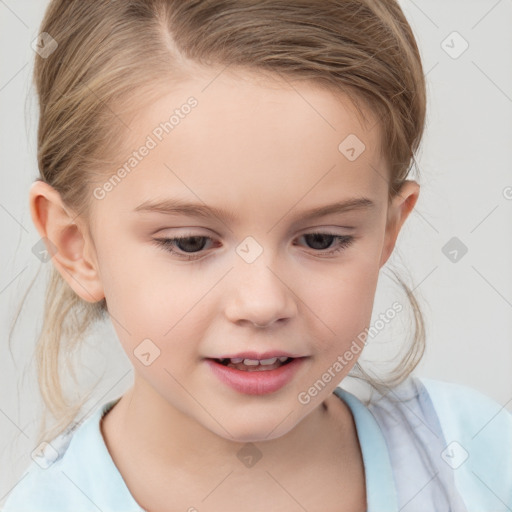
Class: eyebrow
133,196,375,223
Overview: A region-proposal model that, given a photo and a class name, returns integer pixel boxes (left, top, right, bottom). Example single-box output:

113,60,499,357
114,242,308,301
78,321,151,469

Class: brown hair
10,0,427,447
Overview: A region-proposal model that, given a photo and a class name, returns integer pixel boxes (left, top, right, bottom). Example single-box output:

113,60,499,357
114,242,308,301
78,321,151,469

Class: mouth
208,356,296,372
204,356,308,395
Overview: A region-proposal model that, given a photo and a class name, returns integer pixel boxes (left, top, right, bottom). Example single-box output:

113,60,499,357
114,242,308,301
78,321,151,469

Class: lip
209,351,305,360
205,357,308,395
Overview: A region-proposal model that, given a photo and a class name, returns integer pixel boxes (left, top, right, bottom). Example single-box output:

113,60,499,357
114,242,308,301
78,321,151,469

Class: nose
224,255,297,329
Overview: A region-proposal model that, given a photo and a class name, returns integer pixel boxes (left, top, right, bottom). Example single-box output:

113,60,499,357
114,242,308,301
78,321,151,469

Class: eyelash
152,231,355,261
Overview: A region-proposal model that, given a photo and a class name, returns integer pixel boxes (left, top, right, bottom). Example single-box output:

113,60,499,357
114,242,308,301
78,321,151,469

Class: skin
29,67,419,511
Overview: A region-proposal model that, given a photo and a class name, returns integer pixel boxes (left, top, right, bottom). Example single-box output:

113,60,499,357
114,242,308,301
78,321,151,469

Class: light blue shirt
2,376,511,511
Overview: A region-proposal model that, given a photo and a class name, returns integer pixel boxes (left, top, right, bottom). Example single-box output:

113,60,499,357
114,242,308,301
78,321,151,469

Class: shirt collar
333,386,399,512
75,389,398,512
63,396,144,512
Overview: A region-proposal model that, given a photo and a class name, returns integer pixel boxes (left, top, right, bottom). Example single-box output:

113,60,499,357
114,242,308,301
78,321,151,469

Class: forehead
94,68,387,223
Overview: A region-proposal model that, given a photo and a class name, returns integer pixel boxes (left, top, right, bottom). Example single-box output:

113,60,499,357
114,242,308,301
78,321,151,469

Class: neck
112,378,333,463
100,373,360,507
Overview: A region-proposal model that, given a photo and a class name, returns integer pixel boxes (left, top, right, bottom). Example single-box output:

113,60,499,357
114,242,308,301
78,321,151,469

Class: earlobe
379,180,420,268
29,181,105,303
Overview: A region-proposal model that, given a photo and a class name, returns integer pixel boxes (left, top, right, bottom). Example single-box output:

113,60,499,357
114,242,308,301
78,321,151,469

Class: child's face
38,68,418,441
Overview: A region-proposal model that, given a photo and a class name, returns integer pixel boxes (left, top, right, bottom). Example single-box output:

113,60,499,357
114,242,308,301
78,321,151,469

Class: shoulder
1,454,71,512
361,375,512,510
417,376,512,509
417,376,512,449
1,422,88,512
1,397,141,512
367,375,512,441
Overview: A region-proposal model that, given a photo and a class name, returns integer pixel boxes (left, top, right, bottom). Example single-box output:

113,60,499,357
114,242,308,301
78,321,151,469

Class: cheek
311,253,379,313
97,244,211,363
301,252,380,355
97,239,178,319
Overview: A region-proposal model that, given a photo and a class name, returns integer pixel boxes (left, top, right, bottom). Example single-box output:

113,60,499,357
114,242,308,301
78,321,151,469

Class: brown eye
297,232,355,256
153,235,214,260
302,233,337,250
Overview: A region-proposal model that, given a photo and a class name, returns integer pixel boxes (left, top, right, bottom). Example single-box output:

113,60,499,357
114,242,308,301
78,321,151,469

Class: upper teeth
226,356,289,365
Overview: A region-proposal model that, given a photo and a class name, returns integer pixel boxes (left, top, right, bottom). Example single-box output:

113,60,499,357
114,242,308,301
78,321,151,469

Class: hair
10,0,427,447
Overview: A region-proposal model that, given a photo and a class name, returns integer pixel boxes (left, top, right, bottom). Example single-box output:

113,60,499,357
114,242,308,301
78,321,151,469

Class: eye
153,235,214,261
152,231,355,261
297,232,355,257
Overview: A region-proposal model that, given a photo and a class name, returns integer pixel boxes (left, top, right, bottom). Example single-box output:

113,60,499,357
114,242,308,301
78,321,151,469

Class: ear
379,180,420,268
29,180,105,303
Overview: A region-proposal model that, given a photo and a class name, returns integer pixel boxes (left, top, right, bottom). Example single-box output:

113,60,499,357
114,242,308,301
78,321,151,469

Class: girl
3,1,511,511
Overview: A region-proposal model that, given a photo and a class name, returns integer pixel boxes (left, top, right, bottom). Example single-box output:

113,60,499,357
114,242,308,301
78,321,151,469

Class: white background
1,0,511,505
